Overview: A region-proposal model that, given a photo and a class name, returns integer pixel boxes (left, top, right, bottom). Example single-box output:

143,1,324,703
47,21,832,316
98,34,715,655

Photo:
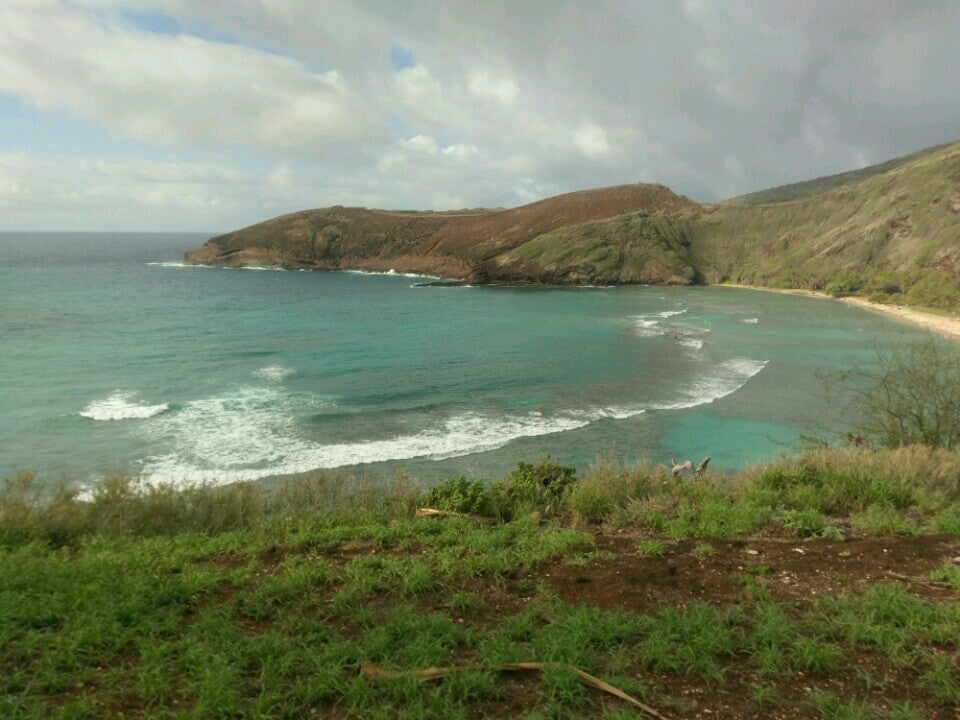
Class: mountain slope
184,184,696,282
491,140,960,305
724,142,954,206
185,140,960,307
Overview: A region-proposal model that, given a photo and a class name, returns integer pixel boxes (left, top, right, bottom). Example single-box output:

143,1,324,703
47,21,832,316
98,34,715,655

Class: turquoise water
0,233,928,488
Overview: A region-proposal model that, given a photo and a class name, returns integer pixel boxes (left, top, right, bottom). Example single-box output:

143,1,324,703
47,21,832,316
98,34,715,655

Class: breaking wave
135,356,767,485
80,392,169,421
344,268,443,280
138,388,588,485
253,365,295,382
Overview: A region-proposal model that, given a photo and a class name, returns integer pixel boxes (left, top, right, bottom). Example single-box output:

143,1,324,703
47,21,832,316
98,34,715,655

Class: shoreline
718,282,960,341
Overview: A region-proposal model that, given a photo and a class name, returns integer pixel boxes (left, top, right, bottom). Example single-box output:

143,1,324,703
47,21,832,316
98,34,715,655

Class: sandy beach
718,283,960,341
837,296,960,341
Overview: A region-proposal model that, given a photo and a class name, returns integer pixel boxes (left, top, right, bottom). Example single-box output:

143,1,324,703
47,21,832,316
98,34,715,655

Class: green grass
4,448,960,717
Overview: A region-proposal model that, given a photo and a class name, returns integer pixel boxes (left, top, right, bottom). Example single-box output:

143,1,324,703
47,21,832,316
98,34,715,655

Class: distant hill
724,142,954,206
186,140,960,309
185,183,697,284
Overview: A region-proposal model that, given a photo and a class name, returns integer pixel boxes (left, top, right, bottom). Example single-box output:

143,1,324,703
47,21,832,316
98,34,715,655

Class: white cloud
266,163,293,189
404,134,440,154
394,64,442,104
442,143,479,160
0,3,386,161
467,70,519,105
573,124,610,158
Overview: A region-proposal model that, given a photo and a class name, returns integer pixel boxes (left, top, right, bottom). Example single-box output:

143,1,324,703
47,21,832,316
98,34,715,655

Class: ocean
0,232,928,490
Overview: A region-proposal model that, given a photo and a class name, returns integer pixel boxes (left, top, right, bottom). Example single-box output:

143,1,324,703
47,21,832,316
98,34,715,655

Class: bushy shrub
568,462,651,522
423,475,493,516
824,269,866,297
489,457,577,520
905,270,960,309
826,337,960,450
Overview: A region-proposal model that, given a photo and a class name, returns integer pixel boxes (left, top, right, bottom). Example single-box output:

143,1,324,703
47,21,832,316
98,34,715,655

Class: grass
3,447,960,717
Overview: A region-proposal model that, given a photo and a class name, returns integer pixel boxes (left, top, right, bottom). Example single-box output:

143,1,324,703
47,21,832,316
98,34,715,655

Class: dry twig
360,661,672,719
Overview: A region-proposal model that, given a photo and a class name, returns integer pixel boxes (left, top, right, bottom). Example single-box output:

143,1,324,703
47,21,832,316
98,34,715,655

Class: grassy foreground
3,447,960,719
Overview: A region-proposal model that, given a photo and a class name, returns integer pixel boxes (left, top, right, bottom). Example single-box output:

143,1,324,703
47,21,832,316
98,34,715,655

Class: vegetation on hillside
500,142,960,307
724,142,951,206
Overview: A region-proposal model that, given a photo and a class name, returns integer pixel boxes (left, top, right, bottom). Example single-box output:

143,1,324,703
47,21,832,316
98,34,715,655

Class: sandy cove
718,283,960,341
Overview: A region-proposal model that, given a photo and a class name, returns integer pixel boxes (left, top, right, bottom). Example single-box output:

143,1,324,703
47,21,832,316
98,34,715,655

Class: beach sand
837,296,960,341
718,283,960,341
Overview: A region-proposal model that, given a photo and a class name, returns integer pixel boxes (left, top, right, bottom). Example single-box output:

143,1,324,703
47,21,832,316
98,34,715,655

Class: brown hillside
184,183,696,280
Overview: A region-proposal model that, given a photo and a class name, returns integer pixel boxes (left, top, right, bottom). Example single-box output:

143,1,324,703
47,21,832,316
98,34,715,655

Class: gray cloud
3,0,960,229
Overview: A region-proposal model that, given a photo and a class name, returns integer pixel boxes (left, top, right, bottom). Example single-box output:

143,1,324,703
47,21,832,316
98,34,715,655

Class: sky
2,1,960,232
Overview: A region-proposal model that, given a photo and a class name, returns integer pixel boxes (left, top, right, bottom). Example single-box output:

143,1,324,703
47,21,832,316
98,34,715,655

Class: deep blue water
0,232,927,488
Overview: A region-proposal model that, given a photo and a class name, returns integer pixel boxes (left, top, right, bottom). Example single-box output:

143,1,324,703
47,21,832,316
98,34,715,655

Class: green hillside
494,141,960,308
725,142,953,206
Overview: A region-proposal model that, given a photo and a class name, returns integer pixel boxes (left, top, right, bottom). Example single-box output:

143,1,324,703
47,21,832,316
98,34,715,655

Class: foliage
825,336,960,449
423,475,493,516
489,457,577,520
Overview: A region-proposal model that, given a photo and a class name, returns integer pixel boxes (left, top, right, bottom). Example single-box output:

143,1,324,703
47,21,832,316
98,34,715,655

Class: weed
635,539,666,557
750,682,777,709
692,542,714,557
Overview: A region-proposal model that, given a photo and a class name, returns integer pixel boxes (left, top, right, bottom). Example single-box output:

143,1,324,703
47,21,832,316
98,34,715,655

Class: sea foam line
80,391,169,421
137,391,587,485
135,356,767,485
343,268,444,280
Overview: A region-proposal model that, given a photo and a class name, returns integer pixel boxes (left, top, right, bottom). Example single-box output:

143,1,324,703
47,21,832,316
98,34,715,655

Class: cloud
467,70,519,105
0,2,387,162
2,0,960,229
573,124,610,158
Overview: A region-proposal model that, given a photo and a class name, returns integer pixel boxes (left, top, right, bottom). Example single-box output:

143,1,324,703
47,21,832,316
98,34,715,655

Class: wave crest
80,392,169,421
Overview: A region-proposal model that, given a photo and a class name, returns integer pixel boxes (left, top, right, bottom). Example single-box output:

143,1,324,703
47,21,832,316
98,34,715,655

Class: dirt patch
545,534,959,609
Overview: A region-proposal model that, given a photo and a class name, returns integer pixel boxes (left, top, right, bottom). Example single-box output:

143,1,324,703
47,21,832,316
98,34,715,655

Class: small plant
692,542,714,557
750,682,777,709
808,690,874,719
635,539,666,557
744,562,773,577
930,563,960,590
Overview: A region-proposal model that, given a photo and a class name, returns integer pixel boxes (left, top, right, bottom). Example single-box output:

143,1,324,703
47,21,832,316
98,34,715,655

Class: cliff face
185,141,960,305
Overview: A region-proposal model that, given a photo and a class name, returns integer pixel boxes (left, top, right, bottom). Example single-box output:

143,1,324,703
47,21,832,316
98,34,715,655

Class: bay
0,232,927,488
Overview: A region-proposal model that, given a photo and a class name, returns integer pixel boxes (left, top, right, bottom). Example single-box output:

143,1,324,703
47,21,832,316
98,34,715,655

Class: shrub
825,337,960,449
423,476,493,516
489,457,576,520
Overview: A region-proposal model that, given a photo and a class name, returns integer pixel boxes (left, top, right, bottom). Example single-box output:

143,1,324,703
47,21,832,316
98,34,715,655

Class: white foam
239,266,284,271
80,392,169,421
632,316,665,337
648,358,767,411
742,318,759,324
343,268,443,280
135,355,768,485
679,338,704,349
253,365,294,382
146,261,188,267
632,308,689,337
138,387,588,485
